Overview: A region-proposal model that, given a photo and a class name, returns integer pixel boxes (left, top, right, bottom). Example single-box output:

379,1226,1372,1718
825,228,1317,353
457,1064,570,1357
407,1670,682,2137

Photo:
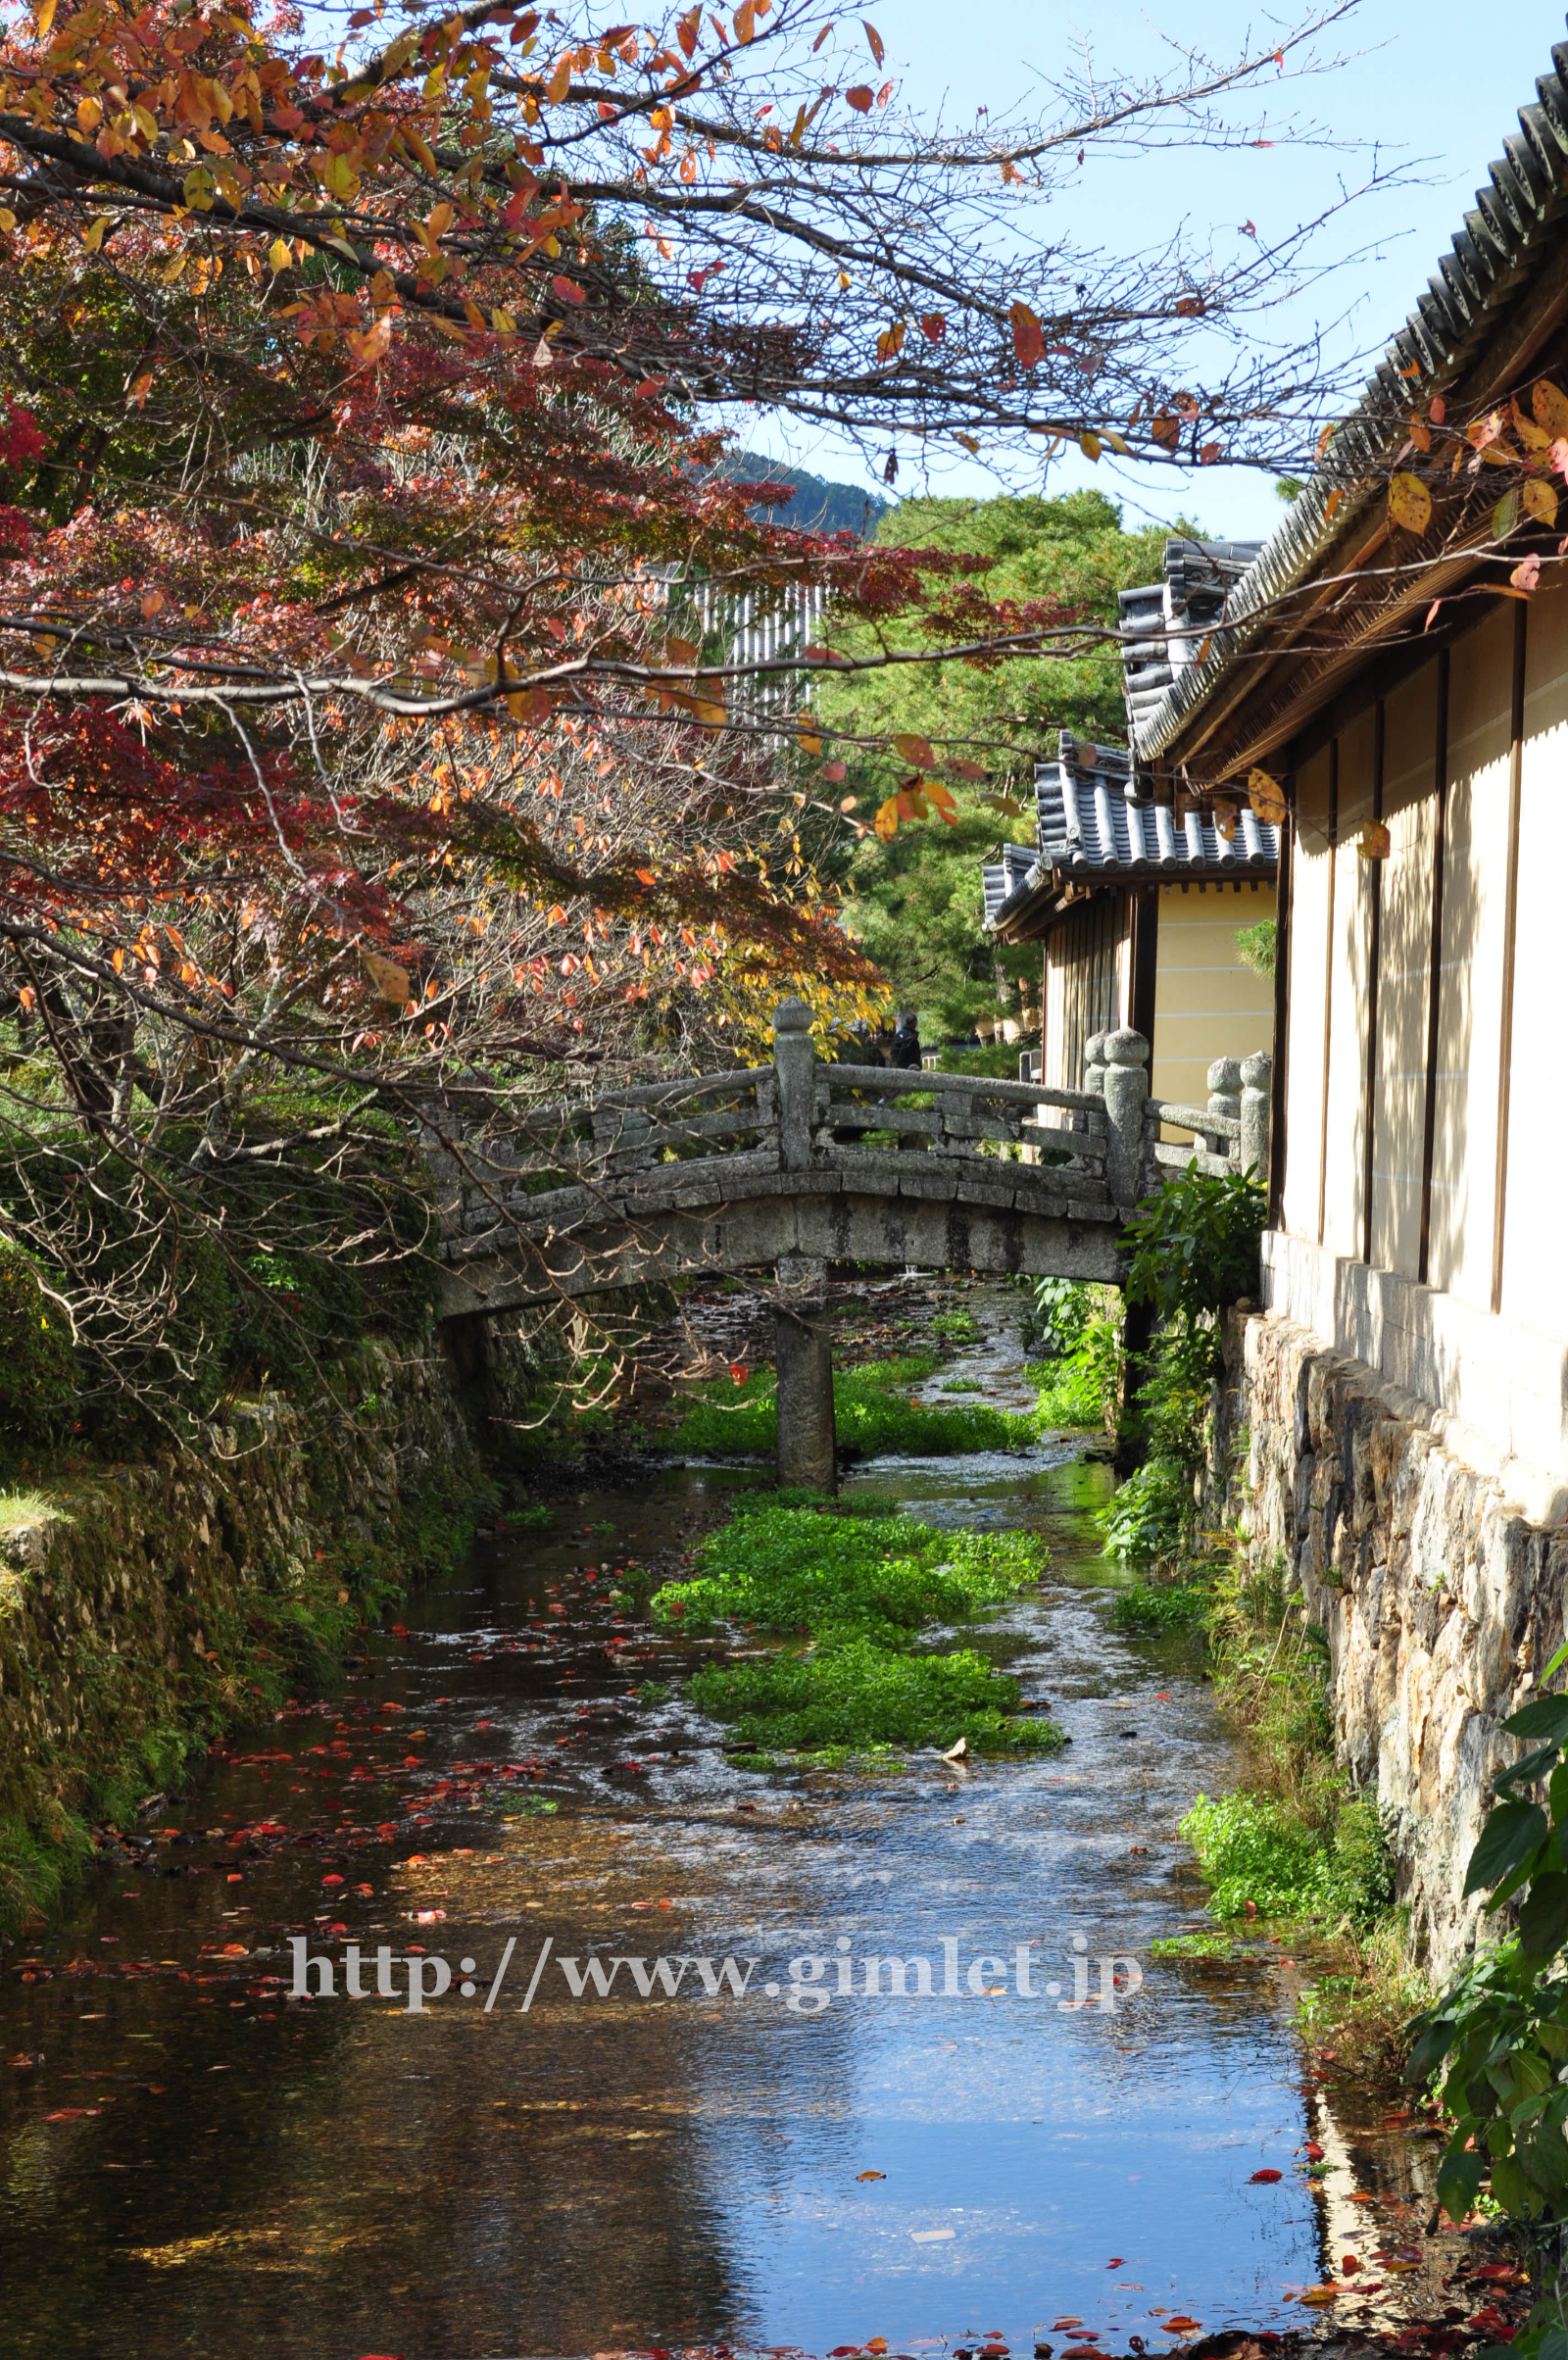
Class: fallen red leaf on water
856,2170,886,2181
321,1874,344,1888
1302,2140,1324,2160
1250,2168,1283,2183
1163,2322,1202,2335
1105,2256,1124,2267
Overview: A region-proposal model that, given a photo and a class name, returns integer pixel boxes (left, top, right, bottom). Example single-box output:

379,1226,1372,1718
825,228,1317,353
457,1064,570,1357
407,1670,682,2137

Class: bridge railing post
1102,1027,1150,1205
1240,1050,1272,1183
772,996,816,1170
1205,1056,1242,1160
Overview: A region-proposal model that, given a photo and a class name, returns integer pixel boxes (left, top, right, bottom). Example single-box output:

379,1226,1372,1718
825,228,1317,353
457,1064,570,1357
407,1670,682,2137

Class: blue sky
733,0,1568,544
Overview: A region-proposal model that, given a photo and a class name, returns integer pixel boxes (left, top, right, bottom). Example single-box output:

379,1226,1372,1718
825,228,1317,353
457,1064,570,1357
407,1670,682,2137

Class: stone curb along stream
0,1336,498,1926
1213,1305,1568,1987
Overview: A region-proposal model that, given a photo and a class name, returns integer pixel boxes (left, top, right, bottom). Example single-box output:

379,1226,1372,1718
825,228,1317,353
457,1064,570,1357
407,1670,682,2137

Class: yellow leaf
923,778,956,811
665,635,698,666
1511,396,1549,453
1534,379,1568,439
1357,820,1391,860
76,95,102,134
35,0,56,36
269,237,292,273
82,215,109,252
1247,767,1287,825
1387,471,1431,535
1079,430,1101,462
797,726,823,755
893,733,936,765
876,321,906,362
545,53,571,101
363,951,412,1006
873,795,900,842
955,431,979,453
1524,476,1559,528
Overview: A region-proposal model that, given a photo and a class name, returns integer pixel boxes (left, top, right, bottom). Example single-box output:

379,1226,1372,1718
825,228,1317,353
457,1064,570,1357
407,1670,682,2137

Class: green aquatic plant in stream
688,1636,1065,1758
651,1502,1047,1640
663,1355,1038,1458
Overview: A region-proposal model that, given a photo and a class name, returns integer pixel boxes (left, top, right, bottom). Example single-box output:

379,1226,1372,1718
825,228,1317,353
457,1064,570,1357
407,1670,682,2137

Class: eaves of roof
1127,30,1568,772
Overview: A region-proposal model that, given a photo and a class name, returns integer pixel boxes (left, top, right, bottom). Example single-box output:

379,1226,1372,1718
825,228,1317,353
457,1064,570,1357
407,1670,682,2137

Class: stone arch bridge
432,1000,1270,1487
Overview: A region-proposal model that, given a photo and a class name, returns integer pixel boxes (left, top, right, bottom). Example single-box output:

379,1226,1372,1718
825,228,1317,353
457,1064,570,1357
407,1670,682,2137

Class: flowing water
0,1301,1458,2357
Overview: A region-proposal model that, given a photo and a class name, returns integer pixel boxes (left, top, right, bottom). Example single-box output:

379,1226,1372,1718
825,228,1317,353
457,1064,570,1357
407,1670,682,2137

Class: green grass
1180,1791,1394,1932
1148,1930,1241,1960
1110,1577,1213,1633
0,1488,67,1536
930,1308,980,1345
652,1502,1048,1641
663,1356,1038,1458
689,1637,1067,1757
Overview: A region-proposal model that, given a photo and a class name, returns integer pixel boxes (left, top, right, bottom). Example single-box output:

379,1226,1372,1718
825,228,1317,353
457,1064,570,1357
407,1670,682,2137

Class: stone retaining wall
0,1337,489,1866
1215,1309,1568,1987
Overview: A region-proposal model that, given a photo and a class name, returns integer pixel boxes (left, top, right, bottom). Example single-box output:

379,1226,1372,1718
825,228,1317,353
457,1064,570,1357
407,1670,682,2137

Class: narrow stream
0,1301,1455,2357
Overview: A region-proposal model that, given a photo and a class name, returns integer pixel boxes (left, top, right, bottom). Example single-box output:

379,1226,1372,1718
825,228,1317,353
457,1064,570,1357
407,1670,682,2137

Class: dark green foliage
0,1244,78,1445
1110,1577,1212,1632
663,1355,1038,1458
1121,1167,1268,1343
1099,1170,1268,1565
1182,1790,1393,1929
1407,1647,1568,2278
818,492,1172,1038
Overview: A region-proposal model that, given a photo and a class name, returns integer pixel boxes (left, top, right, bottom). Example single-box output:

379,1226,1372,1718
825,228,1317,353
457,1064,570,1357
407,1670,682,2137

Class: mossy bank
0,1338,496,1935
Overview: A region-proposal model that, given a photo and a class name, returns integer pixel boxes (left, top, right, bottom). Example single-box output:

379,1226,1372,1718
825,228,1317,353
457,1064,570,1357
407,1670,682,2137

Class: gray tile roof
980,842,1042,925
1119,27,1568,764
981,732,1279,931
1119,538,1263,748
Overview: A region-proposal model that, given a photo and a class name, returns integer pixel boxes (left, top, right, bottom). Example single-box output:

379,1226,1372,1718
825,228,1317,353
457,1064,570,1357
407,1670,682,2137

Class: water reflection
0,1348,1443,2357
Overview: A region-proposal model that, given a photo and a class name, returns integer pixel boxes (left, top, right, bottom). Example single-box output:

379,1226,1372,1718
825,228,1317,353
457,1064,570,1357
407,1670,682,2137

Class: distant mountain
718,453,891,540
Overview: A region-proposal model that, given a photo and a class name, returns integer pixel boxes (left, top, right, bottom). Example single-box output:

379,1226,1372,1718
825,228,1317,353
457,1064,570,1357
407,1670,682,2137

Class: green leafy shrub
1407,1655,1568,2291
1234,918,1277,977
0,1244,77,1445
1182,1789,1393,1930
689,1636,1066,1757
1121,1166,1266,1349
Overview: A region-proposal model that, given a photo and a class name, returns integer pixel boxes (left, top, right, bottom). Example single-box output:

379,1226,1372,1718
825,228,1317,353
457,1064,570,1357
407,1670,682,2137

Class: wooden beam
1361,700,1384,1266
1269,797,1293,1231
1317,737,1339,1250
1418,646,1450,1286
1492,602,1528,1314
1130,884,1158,1053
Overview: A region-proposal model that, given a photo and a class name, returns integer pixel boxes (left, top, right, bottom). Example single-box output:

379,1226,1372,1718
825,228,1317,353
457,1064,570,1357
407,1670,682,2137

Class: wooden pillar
1268,800,1293,1232
1361,701,1385,1266
1492,603,1528,1313
1316,738,1339,1249
1129,884,1158,1057
1418,649,1450,1286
